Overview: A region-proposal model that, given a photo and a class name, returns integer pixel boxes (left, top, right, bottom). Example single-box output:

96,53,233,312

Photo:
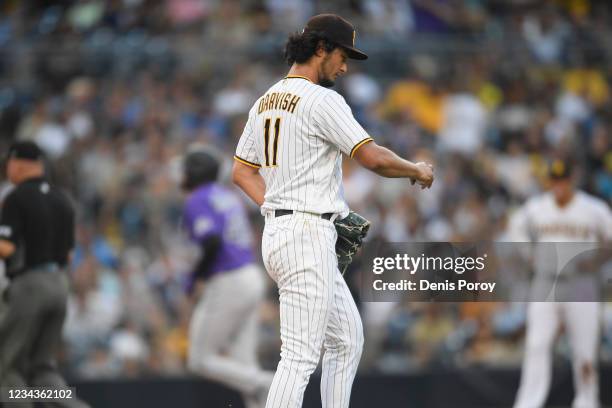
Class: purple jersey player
181,148,273,408
183,182,254,278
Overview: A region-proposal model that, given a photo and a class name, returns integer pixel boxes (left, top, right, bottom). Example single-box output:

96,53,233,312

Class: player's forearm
238,175,266,206
194,235,221,279
362,145,421,178
232,163,266,206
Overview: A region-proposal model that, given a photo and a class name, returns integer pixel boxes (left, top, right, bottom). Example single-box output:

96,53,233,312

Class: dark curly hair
284,30,338,66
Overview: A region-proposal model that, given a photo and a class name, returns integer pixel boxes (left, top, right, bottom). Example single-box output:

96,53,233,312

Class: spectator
522,4,571,64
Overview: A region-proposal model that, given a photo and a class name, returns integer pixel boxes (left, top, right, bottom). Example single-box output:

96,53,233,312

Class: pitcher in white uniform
510,159,612,408
232,14,434,408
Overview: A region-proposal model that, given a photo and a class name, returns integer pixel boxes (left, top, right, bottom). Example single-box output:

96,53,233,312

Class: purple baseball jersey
183,183,254,276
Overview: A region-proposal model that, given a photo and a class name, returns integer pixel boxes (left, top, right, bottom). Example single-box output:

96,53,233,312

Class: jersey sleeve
0,192,22,245
314,91,373,157
234,109,261,169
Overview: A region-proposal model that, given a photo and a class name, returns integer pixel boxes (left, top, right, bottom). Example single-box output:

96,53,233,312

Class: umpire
0,141,89,408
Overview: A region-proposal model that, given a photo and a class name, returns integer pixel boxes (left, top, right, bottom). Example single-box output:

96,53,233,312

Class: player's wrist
416,165,427,181
407,161,422,180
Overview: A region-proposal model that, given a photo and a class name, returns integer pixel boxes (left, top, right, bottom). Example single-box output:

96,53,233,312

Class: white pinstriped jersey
510,191,612,243
509,190,612,280
234,75,373,217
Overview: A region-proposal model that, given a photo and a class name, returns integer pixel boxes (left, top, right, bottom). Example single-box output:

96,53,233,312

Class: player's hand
414,162,434,189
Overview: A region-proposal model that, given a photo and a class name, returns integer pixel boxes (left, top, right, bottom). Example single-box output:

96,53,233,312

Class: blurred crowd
0,0,611,378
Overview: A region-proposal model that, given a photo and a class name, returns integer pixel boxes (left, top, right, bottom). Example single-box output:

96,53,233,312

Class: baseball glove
334,211,371,274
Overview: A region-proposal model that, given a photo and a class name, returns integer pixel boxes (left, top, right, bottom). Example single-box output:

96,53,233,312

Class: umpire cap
181,148,220,191
6,141,44,161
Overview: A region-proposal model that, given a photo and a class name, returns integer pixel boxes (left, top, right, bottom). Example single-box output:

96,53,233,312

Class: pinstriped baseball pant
514,302,600,408
262,212,364,408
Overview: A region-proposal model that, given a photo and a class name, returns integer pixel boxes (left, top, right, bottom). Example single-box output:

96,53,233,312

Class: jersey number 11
264,117,280,167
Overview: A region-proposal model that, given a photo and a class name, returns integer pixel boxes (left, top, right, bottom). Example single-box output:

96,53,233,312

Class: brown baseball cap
304,14,368,60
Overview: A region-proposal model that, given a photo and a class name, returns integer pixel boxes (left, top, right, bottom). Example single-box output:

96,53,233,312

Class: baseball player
510,159,612,408
181,148,274,408
232,14,434,408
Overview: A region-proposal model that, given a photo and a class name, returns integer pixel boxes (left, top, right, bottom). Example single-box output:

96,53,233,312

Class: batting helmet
181,149,220,191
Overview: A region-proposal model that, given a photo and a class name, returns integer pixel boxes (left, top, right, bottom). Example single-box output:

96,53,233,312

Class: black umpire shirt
0,177,75,278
